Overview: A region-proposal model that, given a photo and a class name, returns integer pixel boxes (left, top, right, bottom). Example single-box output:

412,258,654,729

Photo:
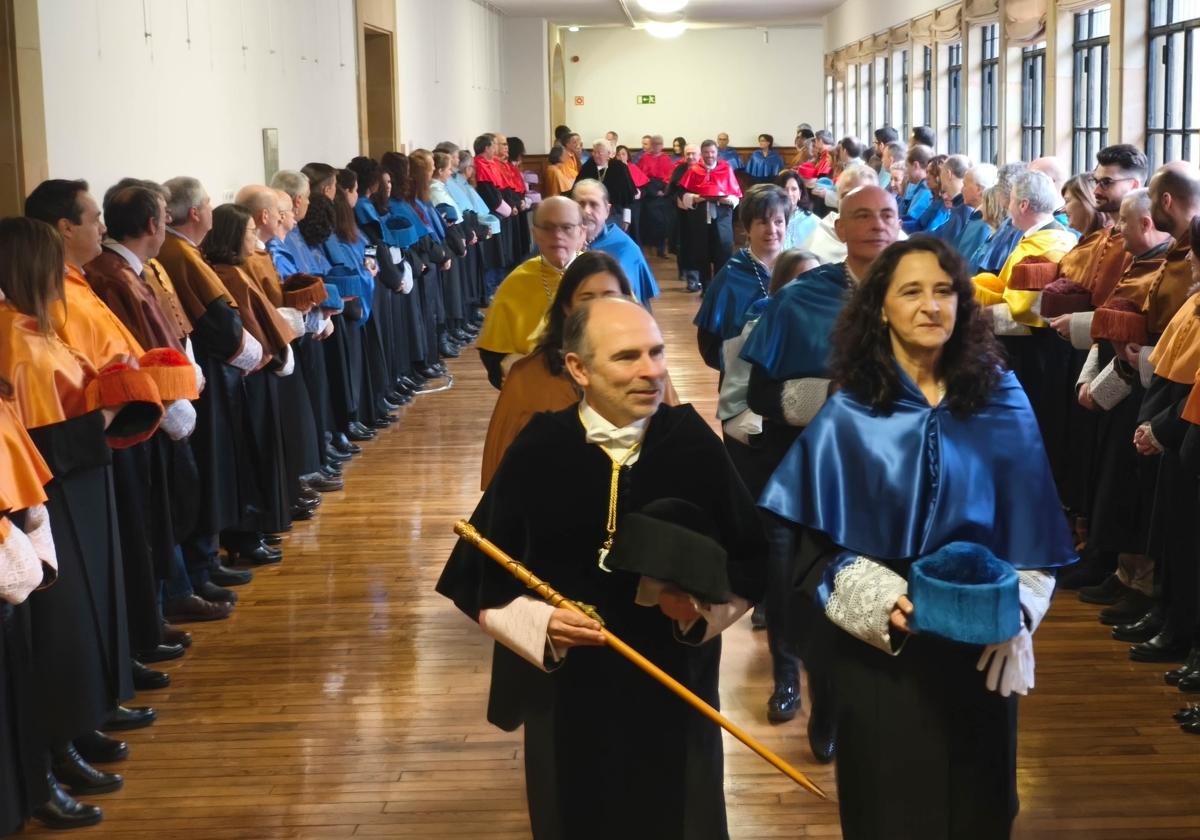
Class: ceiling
487,0,840,28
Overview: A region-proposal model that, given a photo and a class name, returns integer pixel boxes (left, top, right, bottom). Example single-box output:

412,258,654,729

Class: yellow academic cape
476,257,565,356
973,227,1079,327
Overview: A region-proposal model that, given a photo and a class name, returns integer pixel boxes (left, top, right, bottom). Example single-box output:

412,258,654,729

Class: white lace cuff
825,557,909,655
1018,569,1055,633
479,596,562,672
780,378,829,427
160,399,197,440
1076,344,1101,389
990,303,1032,336
0,516,45,604
1069,312,1095,350
1137,346,1154,389
227,330,264,371
1090,361,1133,410
273,344,295,377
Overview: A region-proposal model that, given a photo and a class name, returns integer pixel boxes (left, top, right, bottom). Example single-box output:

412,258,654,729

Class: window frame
946,42,963,154
902,48,911,141
1146,0,1200,168
980,23,1000,164
1021,42,1047,160
1072,5,1111,174
922,45,933,130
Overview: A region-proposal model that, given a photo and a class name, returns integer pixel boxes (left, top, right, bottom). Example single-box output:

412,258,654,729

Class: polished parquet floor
24,254,1200,838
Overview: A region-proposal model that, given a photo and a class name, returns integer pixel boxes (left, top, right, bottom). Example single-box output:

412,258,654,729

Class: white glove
184,338,206,393
159,399,197,440
228,330,264,372
276,306,305,340
399,260,414,294
976,625,1035,697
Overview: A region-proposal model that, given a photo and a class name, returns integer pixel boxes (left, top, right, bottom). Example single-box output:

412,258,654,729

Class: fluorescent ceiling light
568,25,580,31
644,19,687,38
638,0,688,13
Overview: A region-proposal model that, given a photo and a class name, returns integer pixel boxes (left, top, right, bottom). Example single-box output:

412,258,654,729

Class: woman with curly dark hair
759,235,1076,839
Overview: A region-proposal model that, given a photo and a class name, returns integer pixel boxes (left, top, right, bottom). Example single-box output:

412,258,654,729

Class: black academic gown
574,159,637,221
437,403,766,840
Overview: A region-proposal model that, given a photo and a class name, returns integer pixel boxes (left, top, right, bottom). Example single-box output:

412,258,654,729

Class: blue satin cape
901,180,932,222
759,368,1077,571
718,148,743,171
590,223,660,303
693,249,771,343
745,150,784,179
739,262,850,380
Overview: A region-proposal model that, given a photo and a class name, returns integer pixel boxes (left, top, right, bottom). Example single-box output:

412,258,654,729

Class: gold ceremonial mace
453,520,828,800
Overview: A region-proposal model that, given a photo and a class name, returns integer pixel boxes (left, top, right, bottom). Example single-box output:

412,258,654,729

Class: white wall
395,0,506,152
500,17,551,155
37,0,359,203
562,26,824,148
823,0,945,51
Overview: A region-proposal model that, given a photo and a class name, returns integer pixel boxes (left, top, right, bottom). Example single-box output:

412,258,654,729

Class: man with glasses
476,196,585,388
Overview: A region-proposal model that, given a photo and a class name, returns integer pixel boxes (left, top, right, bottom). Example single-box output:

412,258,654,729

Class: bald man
476,196,585,387
739,185,902,764
439,296,765,840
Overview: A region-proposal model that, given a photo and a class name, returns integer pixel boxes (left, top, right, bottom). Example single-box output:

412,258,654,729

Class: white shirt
103,239,144,276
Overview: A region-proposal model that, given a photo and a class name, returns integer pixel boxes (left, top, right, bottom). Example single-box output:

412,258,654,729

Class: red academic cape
677,160,743,198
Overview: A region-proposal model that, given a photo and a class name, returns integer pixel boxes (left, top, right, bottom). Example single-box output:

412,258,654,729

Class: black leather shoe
1099,590,1154,626
417,365,443,380
293,494,320,511
74,731,127,764
197,580,238,604
1112,606,1164,643
398,375,423,391
369,416,394,429
163,595,233,623
1179,669,1200,692
103,705,156,732
32,773,103,829
161,622,192,648
307,475,344,493
347,425,375,442
1166,648,1200,685
750,604,767,630
1173,704,1200,723
332,434,361,455
262,533,283,546
1182,719,1200,734
767,681,800,723
297,487,322,505
807,708,836,764
1079,573,1131,606
132,660,170,691
138,642,185,663
439,338,461,358
451,329,473,344
227,542,282,566
349,421,376,437
325,444,353,462
1057,556,1113,590
1130,631,1191,663
51,744,123,795
321,463,343,478
211,563,253,586
685,278,701,293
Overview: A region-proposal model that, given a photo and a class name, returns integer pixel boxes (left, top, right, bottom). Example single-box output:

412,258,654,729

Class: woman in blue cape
760,237,1076,839
745,134,785,186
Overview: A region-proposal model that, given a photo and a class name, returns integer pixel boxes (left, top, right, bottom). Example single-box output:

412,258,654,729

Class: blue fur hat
908,542,1020,645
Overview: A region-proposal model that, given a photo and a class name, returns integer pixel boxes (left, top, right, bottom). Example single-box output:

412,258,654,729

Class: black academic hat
605,498,733,604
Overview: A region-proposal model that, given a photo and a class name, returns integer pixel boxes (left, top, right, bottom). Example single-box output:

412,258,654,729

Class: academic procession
0,0,1199,837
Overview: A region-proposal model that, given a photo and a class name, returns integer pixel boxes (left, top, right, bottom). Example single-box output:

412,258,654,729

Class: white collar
1022,218,1057,239
103,240,143,276
167,227,197,247
579,399,650,462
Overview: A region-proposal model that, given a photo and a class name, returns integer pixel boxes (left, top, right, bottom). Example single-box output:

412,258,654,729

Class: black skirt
0,604,47,834
832,628,1018,840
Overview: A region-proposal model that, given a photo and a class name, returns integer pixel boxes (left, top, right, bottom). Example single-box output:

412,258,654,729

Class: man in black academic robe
437,298,765,840
573,139,637,229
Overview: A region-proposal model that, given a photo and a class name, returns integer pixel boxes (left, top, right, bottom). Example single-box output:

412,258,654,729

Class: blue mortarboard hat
908,542,1020,645
383,215,419,249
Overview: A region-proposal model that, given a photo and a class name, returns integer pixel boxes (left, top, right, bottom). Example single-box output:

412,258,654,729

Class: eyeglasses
535,222,581,235
1091,175,1135,190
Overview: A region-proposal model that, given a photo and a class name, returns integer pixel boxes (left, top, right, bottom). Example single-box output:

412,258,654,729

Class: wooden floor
25,255,1200,839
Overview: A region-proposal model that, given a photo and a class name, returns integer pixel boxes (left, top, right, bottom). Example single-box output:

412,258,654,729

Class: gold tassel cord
453,520,828,800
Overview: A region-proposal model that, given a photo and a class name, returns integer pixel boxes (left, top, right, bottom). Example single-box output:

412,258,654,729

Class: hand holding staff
453,519,828,800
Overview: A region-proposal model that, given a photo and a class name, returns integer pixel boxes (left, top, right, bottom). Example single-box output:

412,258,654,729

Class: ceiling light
638,0,688,13
568,25,580,31
644,19,687,38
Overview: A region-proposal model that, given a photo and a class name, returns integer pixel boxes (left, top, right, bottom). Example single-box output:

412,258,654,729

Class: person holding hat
760,236,1075,839
438,297,765,840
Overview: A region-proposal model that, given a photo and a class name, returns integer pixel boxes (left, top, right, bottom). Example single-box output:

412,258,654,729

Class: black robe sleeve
190,298,245,361
747,363,789,424
1141,376,1192,451
696,328,723,372
479,349,505,390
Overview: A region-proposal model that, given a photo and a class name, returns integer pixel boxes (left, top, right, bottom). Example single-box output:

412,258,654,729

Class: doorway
363,26,395,160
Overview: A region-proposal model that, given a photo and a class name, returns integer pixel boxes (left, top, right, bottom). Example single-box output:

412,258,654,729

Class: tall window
836,78,846,137
880,55,891,139
947,43,963,154
902,49,911,140
847,64,858,136
922,46,933,131
1072,5,1110,173
826,74,835,134
861,61,874,141
980,24,999,164
1022,42,1047,160
1147,0,1200,168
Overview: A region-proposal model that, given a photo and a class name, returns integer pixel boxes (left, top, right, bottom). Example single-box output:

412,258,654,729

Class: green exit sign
637,94,656,105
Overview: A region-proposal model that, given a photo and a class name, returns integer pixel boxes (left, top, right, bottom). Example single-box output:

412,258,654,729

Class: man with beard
674,139,742,292
573,179,659,308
